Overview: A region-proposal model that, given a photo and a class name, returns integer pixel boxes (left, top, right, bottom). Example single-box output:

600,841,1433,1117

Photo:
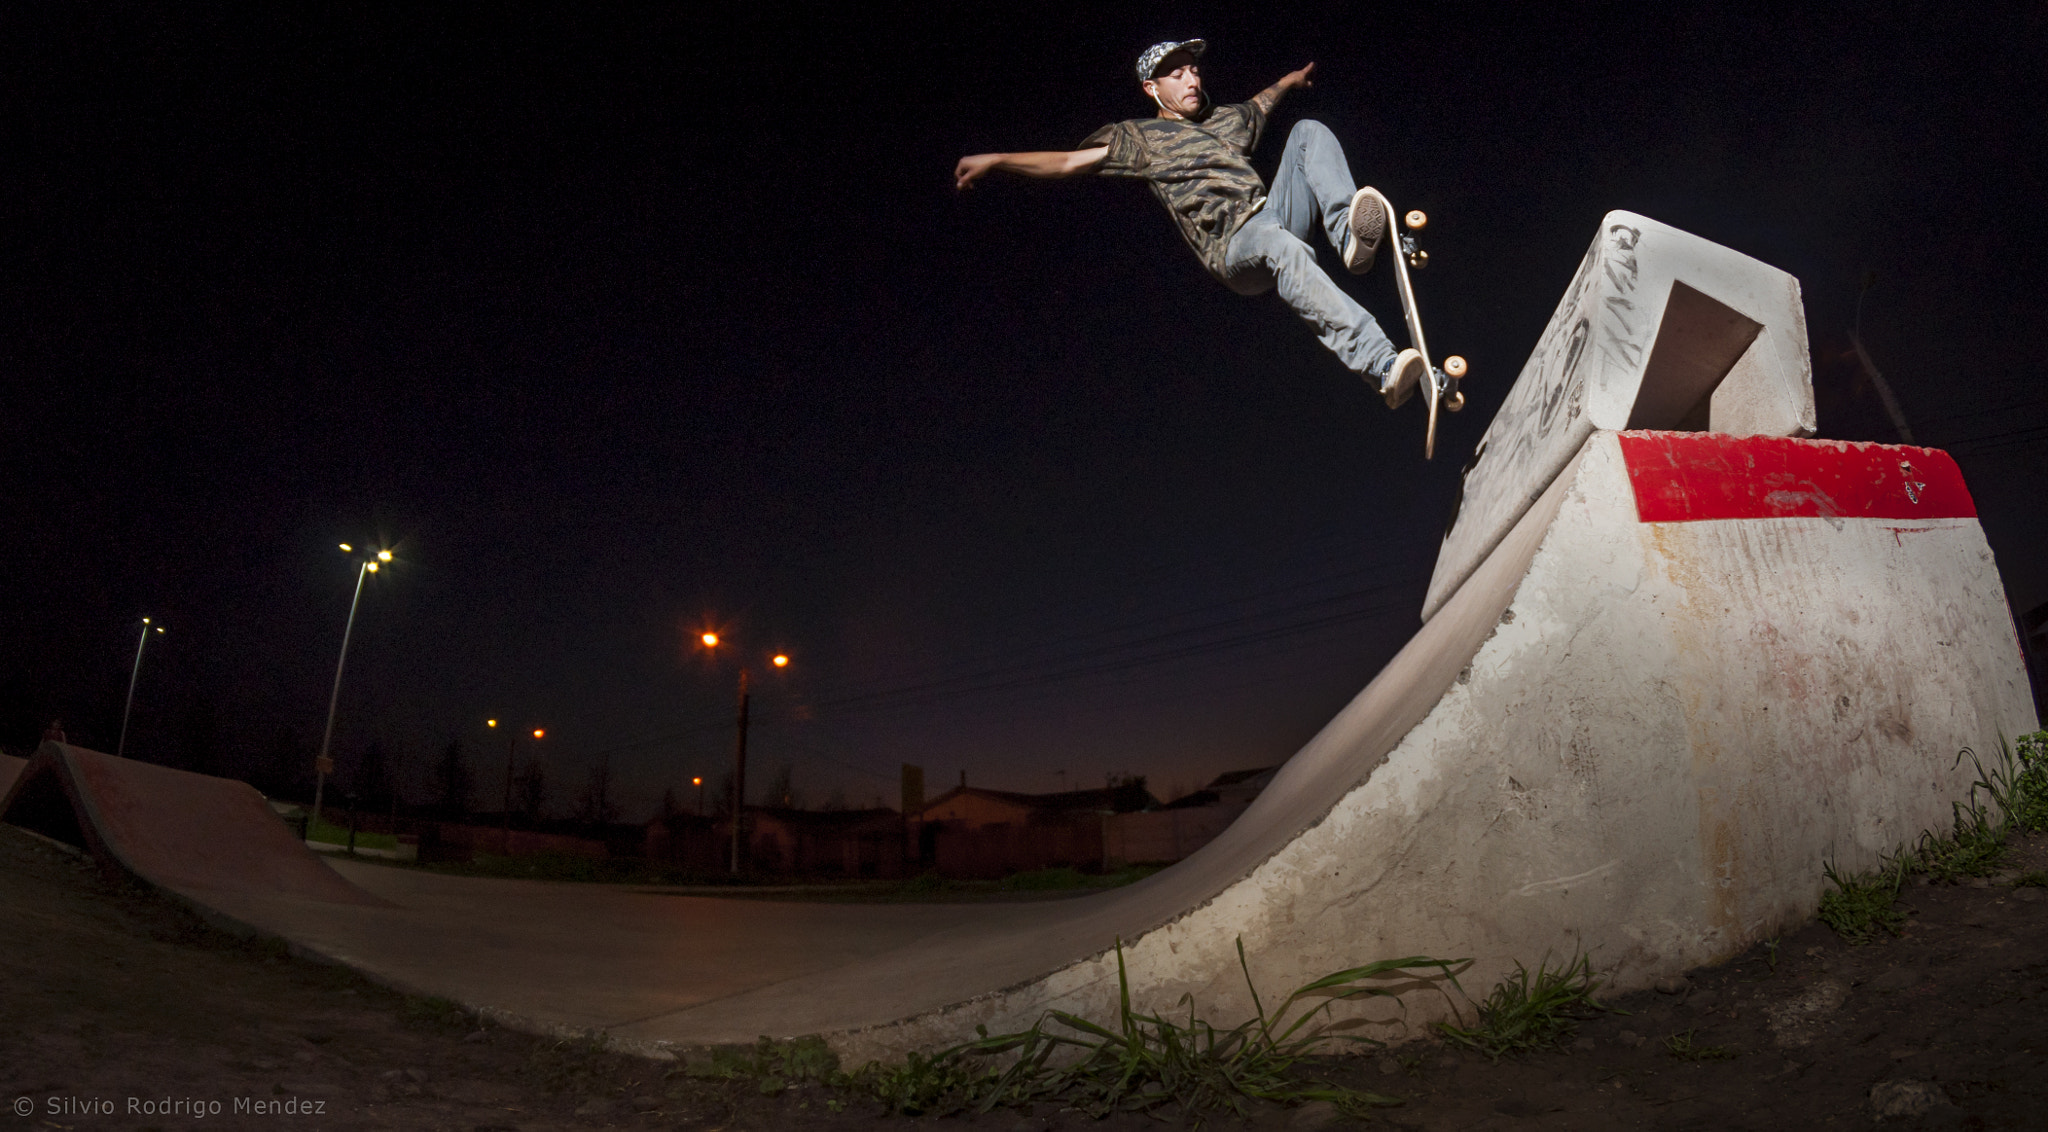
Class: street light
490,719,546,854
116,617,166,760
698,632,791,874
692,775,704,816
312,544,393,833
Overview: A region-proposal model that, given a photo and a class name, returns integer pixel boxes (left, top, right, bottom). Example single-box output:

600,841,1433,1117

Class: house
1160,766,1276,811
915,781,1158,828
743,806,905,878
910,780,1158,879
1104,767,1275,866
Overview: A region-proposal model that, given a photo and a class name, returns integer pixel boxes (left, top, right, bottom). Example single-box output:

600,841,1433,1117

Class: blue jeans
1219,120,1396,379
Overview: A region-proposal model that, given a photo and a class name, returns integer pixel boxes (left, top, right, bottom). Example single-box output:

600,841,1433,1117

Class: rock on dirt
1766,976,1850,1047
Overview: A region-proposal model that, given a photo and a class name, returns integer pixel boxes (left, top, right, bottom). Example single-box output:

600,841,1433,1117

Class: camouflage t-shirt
1082,101,1268,278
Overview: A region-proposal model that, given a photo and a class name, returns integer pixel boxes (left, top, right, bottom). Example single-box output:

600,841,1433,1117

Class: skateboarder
954,39,1426,408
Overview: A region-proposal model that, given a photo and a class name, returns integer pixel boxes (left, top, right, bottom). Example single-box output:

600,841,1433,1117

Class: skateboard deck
1359,188,1466,459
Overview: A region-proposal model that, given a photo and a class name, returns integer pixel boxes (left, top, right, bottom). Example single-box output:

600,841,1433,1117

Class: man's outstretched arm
1251,62,1316,115
955,147,1108,190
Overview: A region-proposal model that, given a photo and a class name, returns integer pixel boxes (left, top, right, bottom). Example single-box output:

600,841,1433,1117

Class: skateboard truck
1401,211,1429,269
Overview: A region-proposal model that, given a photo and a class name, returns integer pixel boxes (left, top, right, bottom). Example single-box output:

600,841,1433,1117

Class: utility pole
730,668,750,874
315,547,389,831
698,631,788,875
490,719,543,855
117,617,164,759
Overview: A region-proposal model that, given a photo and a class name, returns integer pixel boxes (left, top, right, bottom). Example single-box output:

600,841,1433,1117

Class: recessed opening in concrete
1627,280,1764,432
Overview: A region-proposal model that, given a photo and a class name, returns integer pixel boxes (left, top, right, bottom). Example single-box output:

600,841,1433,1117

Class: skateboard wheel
1409,250,1429,269
1405,210,1428,231
1444,355,1468,379
1446,391,1465,412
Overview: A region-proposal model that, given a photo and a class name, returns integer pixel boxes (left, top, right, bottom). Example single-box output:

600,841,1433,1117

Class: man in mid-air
954,39,1426,408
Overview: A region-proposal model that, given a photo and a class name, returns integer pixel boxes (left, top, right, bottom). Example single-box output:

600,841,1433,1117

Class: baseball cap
1135,39,1206,83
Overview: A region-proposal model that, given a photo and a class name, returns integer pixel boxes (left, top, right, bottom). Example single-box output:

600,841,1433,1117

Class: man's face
1143,50,1202,118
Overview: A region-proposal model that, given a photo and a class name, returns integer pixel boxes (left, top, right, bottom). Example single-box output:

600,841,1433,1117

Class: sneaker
1377,348,1426,409
1342,187,1386,275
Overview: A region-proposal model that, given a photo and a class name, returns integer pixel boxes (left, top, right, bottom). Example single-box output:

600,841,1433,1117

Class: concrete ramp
0,742,384,908
16,214,2031,1064
646,429,2030,1059
0,753,24,800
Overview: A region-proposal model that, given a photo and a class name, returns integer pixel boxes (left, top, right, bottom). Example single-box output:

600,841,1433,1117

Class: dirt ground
3,821,2044,1131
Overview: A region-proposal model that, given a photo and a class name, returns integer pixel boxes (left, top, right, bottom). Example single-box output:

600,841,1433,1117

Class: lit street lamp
692,775,704,816
116,617,166,759
312,544,392,833
698,631,792,874
490,719,545,853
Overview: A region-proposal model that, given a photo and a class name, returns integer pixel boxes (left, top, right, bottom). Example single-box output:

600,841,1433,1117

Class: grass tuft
1663,1028,1739,1061
401,994,472,1030
1819,732,2048,944
1819,855,1909,944
1976,732,2048,833
1911,799,2008,882
679,1036,840,1097
845,939,1464,1122
1435,952,1614,1059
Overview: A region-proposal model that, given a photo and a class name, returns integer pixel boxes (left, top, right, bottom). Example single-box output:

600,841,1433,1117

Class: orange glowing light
701,632,719,648
772,654,789,668
487,719,498,728
692,776,703,786
532,728,545,739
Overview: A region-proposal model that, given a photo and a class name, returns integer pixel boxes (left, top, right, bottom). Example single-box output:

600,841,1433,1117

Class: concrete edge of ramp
0,742,388,909
624,431,2035,1062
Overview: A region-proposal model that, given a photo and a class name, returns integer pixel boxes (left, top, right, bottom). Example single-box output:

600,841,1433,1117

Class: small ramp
0,742,385,908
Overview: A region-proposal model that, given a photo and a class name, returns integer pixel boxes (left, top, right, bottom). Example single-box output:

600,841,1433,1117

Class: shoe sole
1382,348,1424,410
1344,188,1385,275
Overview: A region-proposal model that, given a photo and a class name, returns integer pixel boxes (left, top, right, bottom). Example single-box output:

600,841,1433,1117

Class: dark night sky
5,3,2044,818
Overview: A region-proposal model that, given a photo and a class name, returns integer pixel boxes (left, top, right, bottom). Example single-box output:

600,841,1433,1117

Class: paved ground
5,819,2045,1130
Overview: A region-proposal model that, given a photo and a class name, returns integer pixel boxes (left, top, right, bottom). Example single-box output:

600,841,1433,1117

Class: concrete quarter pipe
4,213,2034,1062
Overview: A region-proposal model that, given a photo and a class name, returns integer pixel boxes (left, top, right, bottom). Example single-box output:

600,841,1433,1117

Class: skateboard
1359,188,1466,459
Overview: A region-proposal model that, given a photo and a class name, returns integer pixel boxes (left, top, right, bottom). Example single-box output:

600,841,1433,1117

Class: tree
513,758,548,822
431,737,472,817
356,740,394,812
763,762,799,809
576,756,619,826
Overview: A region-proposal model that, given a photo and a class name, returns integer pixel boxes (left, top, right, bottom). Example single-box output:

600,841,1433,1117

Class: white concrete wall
825,433,2034,1061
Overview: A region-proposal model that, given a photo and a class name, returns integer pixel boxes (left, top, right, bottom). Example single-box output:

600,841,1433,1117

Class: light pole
116,617,166,759
490,719,545,854
699,632,789,874
312,544,391,833
692,775,704,816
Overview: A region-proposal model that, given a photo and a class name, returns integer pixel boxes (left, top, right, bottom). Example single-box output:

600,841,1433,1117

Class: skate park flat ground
9,818,2048,1131
204,858,1028,1033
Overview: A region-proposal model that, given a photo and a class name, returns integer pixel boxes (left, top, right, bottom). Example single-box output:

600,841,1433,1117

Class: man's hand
1253,62,1315,115
954,148,1107,190
954,153,1006,190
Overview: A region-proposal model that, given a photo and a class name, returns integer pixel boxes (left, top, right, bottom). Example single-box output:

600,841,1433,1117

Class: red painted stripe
1618,431,1977,523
